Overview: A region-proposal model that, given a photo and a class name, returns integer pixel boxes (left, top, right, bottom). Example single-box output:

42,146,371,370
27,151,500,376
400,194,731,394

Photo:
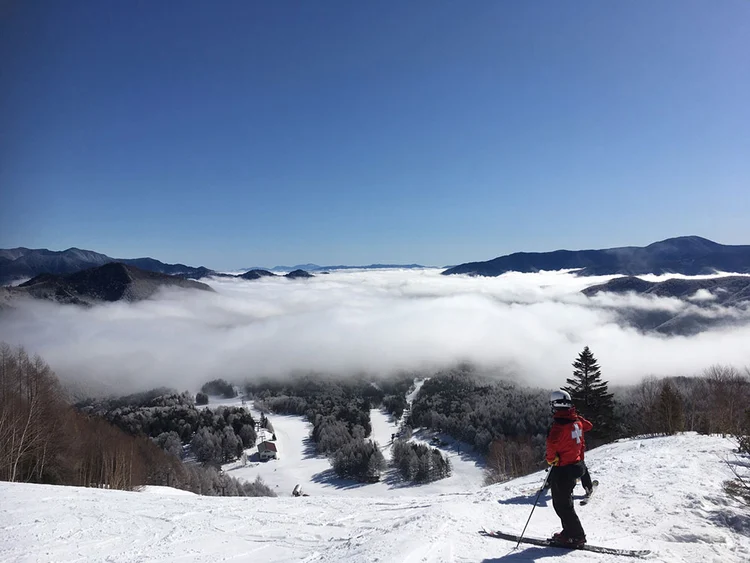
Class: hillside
583,275,750,304
582,275,750,335
1,433,746,562
6,262,214,305
443,236,750,277
0,247,212,285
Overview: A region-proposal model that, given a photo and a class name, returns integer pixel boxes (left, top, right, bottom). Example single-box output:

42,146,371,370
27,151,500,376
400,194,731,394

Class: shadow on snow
482,545,568,562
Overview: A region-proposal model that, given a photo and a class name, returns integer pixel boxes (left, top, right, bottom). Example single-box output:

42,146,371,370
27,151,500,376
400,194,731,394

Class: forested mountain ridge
4,262,213,305
0,247,212,284
443,236,750,277
582,275,750,335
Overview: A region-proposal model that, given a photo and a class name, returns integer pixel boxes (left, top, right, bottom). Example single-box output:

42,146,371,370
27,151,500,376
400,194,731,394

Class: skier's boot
549,532,586,548
564,535,586,549
549,531,567,544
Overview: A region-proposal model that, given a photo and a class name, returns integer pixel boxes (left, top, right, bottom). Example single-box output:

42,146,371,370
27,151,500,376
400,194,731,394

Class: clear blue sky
2,1,749,269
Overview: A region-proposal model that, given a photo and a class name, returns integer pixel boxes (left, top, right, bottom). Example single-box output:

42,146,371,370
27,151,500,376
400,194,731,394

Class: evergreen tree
563,346,615,440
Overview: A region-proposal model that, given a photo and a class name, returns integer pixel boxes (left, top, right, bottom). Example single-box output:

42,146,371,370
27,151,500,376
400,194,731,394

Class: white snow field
2,433,749,562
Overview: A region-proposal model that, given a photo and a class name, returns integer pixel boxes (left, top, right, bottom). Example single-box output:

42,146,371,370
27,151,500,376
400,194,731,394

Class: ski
580,479,599,506
480,529,651,558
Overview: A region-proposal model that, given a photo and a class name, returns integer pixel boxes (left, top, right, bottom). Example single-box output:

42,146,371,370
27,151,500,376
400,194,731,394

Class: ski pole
515,467,551,550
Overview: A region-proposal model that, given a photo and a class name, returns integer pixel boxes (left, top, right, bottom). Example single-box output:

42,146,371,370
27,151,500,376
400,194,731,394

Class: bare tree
704,365,750,436
0,345,65,483
657,381,684,435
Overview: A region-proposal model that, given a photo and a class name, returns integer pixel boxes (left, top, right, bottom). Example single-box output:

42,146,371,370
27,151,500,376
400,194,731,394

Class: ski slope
2,433,748,562
211,395,485,497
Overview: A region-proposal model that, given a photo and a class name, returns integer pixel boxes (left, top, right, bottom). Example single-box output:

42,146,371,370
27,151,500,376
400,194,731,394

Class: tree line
391,440,452,482
616,365,750,439
408,366,551,452
78,393,258,467
408,348,750,487
0,343,275,496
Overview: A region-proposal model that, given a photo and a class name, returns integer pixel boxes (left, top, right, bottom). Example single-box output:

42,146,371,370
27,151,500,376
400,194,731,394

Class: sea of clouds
1,269,749,394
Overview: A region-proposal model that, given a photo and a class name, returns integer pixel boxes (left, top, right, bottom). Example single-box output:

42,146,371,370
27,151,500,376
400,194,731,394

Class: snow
211,393,484,497
138,486,197,496
2,433,749,562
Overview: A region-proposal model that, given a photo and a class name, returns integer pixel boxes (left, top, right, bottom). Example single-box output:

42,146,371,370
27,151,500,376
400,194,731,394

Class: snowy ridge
1,433,748,562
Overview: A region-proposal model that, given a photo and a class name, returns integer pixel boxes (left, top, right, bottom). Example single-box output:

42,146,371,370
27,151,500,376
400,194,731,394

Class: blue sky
2,1,748,269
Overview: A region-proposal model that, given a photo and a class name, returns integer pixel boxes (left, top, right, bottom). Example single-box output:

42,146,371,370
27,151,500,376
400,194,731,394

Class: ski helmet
549,390,572,409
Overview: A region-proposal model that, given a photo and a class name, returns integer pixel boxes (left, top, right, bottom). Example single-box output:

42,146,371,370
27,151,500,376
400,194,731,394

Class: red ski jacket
546,408,591,466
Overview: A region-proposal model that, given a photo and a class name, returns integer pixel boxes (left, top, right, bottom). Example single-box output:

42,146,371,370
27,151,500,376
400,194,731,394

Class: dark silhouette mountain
442,236,750,277
238,269,277,280
5,263,213,305
268,263,322,272
237,268,314,280
582,275,750,335
0,247,215,285
284,269,314,279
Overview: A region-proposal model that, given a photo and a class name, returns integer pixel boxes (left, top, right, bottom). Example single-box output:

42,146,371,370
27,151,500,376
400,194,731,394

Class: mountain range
1,263,213,306
6,237,749,285
245,263,426,273
4,237,750,324
0,247,212,285
442,236,750,277
0,247,425,285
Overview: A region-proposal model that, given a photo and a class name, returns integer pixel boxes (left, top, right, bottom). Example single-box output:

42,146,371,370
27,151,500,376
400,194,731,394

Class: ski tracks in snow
2,434,750,563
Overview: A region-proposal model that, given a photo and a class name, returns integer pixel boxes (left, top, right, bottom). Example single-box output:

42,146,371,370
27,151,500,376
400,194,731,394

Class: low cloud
1,269,749,395
688,289,717,302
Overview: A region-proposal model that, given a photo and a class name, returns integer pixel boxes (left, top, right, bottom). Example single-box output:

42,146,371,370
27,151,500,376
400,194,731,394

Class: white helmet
549,390,572,409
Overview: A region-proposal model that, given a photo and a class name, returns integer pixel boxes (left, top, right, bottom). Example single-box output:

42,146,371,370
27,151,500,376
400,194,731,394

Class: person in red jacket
546,390,587,548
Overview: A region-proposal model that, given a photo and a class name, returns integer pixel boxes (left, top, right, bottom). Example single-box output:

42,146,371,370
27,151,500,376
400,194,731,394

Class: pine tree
563,346,615,440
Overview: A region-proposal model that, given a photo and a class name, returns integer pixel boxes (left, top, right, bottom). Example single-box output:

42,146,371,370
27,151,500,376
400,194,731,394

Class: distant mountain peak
645,235,723,252
285,269,314,279
239,269,276,280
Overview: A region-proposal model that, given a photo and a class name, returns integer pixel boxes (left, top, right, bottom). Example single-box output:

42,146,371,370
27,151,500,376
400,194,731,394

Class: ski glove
547,455,559,466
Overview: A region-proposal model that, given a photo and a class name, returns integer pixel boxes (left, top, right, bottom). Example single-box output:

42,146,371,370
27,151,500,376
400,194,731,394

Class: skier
546,390,587,548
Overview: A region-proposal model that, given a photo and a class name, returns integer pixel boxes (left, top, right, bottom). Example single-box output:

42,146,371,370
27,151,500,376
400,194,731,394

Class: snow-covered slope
2,433,748,562
206,392,484,498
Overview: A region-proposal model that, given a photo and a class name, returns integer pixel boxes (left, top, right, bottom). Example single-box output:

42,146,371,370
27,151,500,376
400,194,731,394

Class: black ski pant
581,461,593,491
549,462,586,539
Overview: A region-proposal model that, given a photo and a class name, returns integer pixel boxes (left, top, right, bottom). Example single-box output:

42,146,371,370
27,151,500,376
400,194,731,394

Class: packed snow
2,432,748,562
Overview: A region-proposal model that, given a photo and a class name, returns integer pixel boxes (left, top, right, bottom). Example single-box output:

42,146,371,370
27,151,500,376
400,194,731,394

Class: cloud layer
1,269,749,395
